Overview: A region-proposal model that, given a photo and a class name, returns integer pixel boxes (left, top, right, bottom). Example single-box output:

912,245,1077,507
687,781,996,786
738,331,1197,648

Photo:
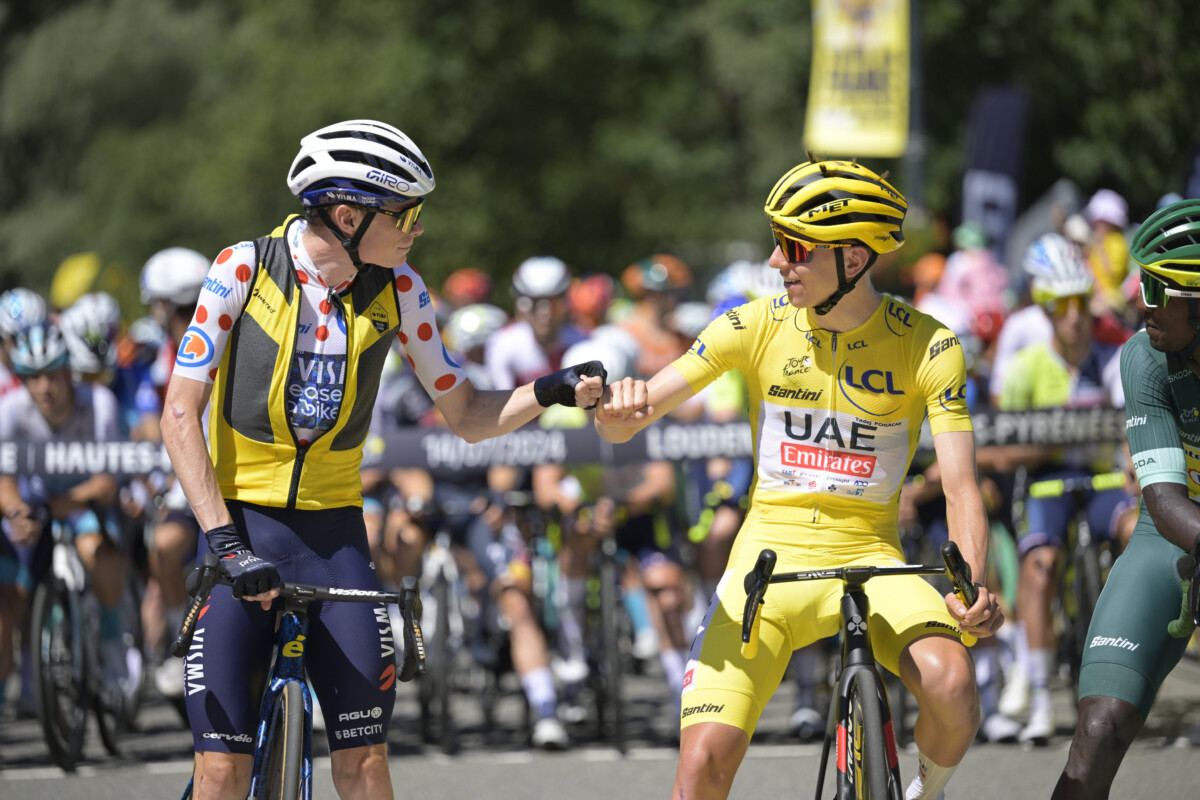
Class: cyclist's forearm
53,473,119,513
442,382,543,443
0,476,23,517
944,483,989,580
1142,483,1200,554
162,406,230,532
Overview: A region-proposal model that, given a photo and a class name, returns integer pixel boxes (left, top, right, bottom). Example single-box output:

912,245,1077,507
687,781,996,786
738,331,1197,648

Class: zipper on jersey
285,295,307,510
811,332,839,524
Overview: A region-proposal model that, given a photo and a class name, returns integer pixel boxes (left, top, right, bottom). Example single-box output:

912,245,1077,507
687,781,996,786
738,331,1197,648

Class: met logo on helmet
177,326,214,368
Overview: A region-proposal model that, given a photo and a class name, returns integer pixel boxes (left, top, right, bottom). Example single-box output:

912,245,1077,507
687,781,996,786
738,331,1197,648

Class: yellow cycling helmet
764,158,907,314
764,159,908,254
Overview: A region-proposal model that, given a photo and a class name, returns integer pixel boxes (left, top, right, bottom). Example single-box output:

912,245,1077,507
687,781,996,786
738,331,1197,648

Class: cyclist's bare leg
1018,545,1059,653
192,751,253,800
330,743,393,800
151,518,194,609
899,634,980,767
0,584,23,681
1051,695,1142,800
697,506,740,592
642,561,689,649
672,721,750,800
74,531,124,607
384,507,426,581
497,580,550,675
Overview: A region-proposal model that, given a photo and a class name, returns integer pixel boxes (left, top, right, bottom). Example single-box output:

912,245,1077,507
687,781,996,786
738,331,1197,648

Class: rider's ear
843,246,872,279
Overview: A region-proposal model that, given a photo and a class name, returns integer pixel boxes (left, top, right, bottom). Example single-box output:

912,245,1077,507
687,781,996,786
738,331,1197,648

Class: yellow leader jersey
671,294,972,539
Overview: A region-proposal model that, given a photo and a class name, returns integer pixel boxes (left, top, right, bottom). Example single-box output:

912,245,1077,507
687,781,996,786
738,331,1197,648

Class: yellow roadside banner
804,0,910,157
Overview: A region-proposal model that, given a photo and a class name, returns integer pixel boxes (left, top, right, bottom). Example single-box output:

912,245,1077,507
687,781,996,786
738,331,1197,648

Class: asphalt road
4,655,1200,799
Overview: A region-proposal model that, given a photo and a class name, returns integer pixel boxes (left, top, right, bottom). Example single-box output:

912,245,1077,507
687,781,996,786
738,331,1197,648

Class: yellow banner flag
804,0,910,157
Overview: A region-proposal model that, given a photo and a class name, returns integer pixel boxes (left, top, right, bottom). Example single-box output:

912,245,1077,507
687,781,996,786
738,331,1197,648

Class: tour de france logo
176,326,214,368
783,356,812,377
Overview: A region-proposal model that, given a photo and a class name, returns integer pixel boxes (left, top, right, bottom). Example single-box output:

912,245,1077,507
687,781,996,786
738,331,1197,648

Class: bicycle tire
31,576,88,772
845,670,890,800
421,569,457,753
597,542,626,752
260,681,304,800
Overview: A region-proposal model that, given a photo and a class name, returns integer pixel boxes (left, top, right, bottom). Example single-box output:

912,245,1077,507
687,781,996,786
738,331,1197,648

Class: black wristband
534,360,608,409
204,523,250,557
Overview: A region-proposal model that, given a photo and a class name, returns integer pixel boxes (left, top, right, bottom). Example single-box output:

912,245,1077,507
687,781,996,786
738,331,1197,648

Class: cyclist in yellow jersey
595,159,1003,800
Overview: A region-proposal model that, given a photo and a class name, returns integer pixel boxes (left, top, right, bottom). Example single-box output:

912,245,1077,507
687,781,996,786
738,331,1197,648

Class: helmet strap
812,248,878,316
1182,298,1200,363
317,207,375,271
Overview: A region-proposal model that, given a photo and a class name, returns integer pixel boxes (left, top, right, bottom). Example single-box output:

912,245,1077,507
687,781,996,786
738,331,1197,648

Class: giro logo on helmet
365,169,410,193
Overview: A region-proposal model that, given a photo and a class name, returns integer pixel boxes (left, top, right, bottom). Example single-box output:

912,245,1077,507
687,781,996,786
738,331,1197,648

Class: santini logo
681,702,726,719
1090,635,1140,651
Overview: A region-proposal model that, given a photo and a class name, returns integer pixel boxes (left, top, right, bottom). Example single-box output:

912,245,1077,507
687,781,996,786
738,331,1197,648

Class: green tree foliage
0,0,1196,309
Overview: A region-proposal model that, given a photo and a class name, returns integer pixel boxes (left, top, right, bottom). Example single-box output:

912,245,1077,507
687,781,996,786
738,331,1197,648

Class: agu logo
177,326,215,368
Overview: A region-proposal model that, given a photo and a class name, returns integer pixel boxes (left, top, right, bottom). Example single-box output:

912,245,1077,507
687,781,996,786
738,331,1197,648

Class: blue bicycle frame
174,554,424,800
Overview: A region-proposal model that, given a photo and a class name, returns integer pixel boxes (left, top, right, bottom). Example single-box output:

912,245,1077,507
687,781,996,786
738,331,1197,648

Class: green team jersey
1121,330,1200,499
1077,329,1193,716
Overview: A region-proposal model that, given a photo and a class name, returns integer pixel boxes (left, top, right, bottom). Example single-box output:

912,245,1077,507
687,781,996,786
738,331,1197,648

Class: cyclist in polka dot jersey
173,228,462,449
161,120,606,800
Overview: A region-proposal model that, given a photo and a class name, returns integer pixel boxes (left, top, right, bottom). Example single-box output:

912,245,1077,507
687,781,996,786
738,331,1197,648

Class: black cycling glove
205,523,282,599
533,360,607,409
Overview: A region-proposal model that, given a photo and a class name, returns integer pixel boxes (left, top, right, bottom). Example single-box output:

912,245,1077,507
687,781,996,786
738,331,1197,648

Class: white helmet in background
141,247,210,306
665,301,713,341
444,303,509,355
706,259,782,305
588,324,640,373
1025,233,1092,302
60,291,123,374
0,287,47,338
512,256,572,299
561,337,629,383
10,321,70,375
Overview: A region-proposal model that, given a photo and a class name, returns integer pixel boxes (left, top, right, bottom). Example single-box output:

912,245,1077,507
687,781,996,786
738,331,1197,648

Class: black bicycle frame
742,543,976,800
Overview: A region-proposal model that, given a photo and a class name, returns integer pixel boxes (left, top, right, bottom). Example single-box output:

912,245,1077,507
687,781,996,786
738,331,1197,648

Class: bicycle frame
742,543,976,800
247,600,316,800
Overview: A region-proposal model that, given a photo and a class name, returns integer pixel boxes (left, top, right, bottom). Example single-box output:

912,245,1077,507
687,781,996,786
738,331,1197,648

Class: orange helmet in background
620,254,692,300
442,268,493,307
567,274,615,331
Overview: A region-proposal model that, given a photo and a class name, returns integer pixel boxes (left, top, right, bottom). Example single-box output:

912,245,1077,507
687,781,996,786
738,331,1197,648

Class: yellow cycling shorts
680,510,961,736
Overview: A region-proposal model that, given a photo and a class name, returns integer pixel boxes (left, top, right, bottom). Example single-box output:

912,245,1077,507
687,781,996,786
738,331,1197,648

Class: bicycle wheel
845,670,890,800
596,540,626,752
31,576,88,771
259,681,304,800
418,569,457,752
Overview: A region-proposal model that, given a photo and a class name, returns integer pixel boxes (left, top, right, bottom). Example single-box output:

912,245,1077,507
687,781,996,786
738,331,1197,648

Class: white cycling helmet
141,247,211,306
1025,233,1092,301
10,321,70,375
60,291,123,374
444,303,509,355
512,256,572,299
287,119,435,208
665,301,713,340
0,288,47,338
561,337,630,383
706,260,782,305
